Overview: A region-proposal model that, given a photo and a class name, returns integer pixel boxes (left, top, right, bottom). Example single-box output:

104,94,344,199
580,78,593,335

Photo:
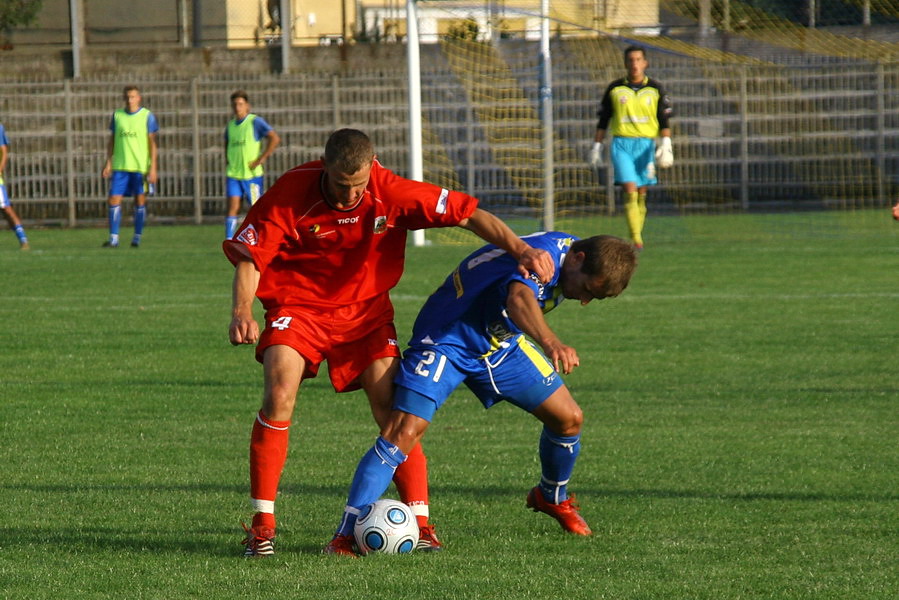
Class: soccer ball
353,499,419,555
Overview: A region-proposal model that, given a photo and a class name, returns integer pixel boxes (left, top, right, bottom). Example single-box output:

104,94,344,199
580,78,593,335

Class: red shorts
256,293,400,393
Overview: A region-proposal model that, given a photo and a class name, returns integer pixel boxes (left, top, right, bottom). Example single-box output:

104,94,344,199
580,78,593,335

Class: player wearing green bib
224,90,280,240
590,46,673,250
101,86,158,248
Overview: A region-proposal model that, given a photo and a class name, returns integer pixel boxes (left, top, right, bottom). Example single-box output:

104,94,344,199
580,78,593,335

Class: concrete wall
0,42,412,80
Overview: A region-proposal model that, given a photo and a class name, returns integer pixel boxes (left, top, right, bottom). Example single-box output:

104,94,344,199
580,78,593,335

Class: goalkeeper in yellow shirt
590,46,673,250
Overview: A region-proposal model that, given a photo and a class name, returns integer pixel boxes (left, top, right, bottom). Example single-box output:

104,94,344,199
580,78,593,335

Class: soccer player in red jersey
224,128,555,557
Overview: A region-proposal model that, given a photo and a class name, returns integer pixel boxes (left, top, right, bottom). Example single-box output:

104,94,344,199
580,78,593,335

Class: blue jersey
409,231,577,359
0,123,8,147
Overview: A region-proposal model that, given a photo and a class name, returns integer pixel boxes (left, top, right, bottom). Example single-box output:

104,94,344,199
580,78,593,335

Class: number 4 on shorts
272,316,293,330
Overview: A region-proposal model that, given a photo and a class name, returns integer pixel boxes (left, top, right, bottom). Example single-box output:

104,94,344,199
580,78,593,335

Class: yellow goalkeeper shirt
597,76,672,138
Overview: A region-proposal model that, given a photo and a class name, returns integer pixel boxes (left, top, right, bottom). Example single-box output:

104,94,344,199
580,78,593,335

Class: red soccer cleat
526,487,593,536
416,524,444,552
241,523,275,558
323,534,358,557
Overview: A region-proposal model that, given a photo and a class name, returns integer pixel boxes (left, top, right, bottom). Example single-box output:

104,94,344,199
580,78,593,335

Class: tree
0,0,43,32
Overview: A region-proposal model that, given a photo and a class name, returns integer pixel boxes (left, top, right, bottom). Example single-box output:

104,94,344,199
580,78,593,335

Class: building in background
5,1,661,49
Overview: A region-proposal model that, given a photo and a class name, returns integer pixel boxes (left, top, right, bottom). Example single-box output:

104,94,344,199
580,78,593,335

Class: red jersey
223,159,478,310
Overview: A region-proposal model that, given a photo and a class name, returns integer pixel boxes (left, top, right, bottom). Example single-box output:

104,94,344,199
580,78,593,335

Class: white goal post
406,0,555,246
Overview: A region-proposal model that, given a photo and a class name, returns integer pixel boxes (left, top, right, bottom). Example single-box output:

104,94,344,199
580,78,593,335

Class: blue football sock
538,427,580,503
225,216,239,240
13,224,27,244
134,205,146,236
108,205,121,241
336,437,406,536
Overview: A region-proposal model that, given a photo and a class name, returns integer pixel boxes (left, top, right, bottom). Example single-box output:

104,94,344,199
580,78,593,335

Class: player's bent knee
383,413,428,454
262,385,298,415
535,391,583,436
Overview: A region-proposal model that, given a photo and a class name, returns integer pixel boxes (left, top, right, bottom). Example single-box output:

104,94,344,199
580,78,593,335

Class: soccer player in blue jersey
324,233,638,555
590,46,673,250
0,122,29,250
101,85,159,248
224,90,280,240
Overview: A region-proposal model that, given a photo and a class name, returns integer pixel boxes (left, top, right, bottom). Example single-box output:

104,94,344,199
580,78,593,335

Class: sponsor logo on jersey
373,215,387,234
309,224,320,233
237,224,258,245
337,216,359,225
487,320,515,344
436,188,449,214
528,272,545,298
388,338,398,346
556,237,574,251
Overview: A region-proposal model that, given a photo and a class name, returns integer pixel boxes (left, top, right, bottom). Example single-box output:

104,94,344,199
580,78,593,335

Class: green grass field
1,211,897,599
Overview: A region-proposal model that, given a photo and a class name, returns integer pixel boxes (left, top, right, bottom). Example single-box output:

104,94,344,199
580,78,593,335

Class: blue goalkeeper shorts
393,335,563,422
611,136,657,187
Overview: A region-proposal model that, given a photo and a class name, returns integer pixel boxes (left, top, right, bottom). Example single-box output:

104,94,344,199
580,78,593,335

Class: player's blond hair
324,128,375,174
571,235,637,297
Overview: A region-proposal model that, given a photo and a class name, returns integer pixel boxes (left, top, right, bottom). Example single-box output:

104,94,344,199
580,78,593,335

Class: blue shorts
109,171,148,197
393,335,563,422
611,137,658,187
0,183,10,209
226,177,264,206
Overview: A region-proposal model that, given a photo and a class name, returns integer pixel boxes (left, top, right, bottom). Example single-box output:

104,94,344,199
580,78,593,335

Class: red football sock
249,410,290,529
393,442,430,527
252,511,276,531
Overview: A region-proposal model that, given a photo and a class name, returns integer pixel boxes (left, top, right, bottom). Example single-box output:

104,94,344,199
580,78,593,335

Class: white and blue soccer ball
353,499,419,555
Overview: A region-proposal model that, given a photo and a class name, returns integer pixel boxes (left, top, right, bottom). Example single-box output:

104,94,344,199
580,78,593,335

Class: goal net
400,0,898,244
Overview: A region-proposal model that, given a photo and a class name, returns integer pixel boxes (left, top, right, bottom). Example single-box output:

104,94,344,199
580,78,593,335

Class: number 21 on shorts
414,350,447,382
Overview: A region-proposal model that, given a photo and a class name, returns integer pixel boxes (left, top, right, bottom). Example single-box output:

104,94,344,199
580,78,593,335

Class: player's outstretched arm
230,258,261,345
459,208,555,283
505,282,579,374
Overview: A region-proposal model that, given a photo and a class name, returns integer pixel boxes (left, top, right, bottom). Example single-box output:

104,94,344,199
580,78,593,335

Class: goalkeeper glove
655,137,673,169
588,142,603,168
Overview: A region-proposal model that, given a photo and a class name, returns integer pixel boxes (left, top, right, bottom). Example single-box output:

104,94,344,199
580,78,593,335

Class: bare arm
102,134,114,178
249,129,281,170
458,208,555,283
505,281,579,374
147,132,158,184
229,256,261,345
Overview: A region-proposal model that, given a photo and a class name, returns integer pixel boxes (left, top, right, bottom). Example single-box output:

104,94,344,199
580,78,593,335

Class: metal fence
0,45,896,227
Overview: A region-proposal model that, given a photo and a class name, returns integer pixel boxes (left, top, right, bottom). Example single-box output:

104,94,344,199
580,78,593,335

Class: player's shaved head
324,128,375,174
